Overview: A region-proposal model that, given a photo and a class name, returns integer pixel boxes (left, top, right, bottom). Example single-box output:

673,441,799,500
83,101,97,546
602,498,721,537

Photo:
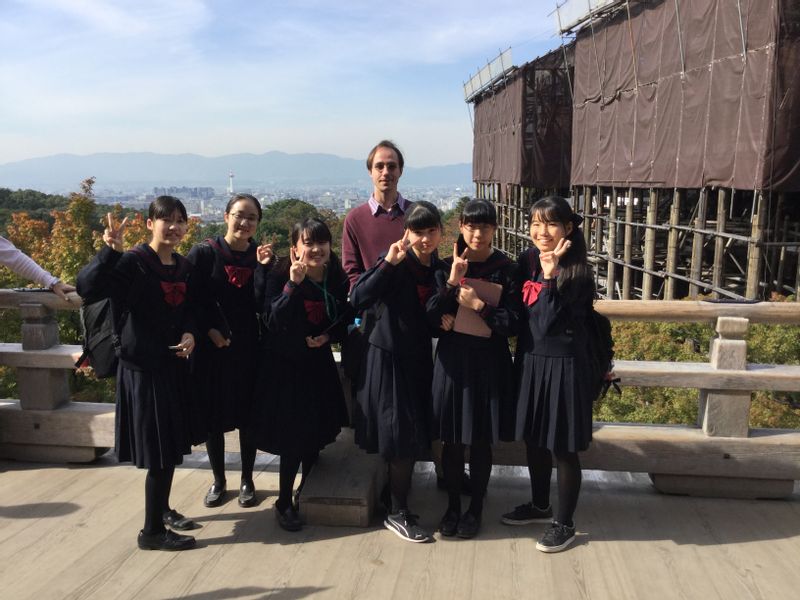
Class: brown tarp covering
472,46,573,189
571,0,800,192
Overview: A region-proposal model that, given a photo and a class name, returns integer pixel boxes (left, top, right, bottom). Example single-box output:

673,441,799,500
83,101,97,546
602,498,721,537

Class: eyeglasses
230,213,259,224
373,162,399,172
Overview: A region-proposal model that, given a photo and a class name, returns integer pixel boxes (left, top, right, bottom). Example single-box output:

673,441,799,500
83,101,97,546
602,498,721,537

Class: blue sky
1,1,560,167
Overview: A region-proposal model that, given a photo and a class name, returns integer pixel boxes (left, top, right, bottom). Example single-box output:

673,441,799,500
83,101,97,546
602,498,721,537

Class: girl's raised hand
103,213,129,252
447,243,469,286
289,247,308,284
386,230,410,265
539,238,571,279
257,233,276,265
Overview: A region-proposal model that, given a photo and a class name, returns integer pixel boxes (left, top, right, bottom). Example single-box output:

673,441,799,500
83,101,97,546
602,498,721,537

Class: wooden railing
0,291,799,501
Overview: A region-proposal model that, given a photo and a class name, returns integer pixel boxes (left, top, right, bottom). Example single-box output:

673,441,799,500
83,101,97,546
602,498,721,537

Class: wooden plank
0,343,82,369
493,424,800,479
0,290,82,311
614,359,800,391
0,400,115,448
594,299,800,324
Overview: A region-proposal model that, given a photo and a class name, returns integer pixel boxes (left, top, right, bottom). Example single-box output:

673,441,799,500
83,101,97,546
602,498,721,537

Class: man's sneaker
501,502,553,525
536,521,576,553
384,510,432,543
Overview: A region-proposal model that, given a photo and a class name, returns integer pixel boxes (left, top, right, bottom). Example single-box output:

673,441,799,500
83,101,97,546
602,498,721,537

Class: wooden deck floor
1,448,799,600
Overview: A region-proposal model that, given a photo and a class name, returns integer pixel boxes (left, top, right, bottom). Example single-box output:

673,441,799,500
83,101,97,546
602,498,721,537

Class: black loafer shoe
137,529,196,551
239,480,256,508
275,504,302,532
162,509,197,531
439,508,460,537
204,481,226,508
456,512,481,539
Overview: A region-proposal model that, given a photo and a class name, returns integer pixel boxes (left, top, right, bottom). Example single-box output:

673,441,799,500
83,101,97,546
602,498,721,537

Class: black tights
276,450,319,512
388,458,415,513
144,466,175,534
206,430,257,485
525,442,582,527
442,441,492,516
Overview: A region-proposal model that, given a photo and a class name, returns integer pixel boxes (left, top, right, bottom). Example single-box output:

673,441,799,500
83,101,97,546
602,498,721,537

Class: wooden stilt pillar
607,189,618,299
690,188,708,298
746,191,766,299
642,188,659,300
622,188,635,300
583,186,592,249
776,217,790,296
712,189,729,299
665,189,682,300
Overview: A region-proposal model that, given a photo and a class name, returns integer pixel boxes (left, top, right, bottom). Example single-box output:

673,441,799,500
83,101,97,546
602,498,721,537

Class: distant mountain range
0,152,473,192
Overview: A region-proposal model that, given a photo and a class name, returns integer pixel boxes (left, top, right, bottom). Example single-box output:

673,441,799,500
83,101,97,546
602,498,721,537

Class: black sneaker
501,502,553,525
384,510,432,543
137,529,196,551
536,521,576,553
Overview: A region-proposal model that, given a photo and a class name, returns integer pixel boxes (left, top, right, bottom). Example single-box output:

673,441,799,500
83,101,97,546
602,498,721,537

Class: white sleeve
0,237,59,288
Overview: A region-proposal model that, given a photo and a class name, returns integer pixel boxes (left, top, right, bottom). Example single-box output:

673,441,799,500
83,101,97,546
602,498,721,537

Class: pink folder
453,278,503,338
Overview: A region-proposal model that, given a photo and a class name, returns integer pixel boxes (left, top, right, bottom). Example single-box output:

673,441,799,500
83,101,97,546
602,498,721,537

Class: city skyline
0,1,559,168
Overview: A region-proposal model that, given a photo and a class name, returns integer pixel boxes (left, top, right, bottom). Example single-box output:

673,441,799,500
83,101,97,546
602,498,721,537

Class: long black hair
456,198,496,254
528,196,594,303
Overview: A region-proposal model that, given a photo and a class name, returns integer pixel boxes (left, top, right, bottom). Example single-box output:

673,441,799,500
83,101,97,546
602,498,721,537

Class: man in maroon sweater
342,140,410,287
342,140,470,494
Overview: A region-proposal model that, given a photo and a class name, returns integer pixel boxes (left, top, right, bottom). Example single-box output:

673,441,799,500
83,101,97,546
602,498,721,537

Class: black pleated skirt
192,338,257,434
115,362,192,469
514,353,593,453
431,335,515,445
353,344,432,460
248,346,347,457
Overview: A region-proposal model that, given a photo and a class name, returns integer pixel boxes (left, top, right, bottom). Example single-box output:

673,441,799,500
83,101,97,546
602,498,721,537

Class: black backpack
75,247,150,378
584,308,618,400
75,298,126,378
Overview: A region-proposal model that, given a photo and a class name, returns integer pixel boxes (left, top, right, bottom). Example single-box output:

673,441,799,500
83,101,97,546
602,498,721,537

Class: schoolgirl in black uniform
250,217,350,532
427,198,521,539
187,193,274,509
350,201,444,543
77,196,199,551
502,196,595,553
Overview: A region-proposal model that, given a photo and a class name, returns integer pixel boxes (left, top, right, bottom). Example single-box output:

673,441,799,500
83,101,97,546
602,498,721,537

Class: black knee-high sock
554,451,582,527
144,467,174,534
467,442,491,516
441,442,464,513
239,430,256,483
206,431,226,485
389,458,414,513
526,442,553,509
277,453,301,512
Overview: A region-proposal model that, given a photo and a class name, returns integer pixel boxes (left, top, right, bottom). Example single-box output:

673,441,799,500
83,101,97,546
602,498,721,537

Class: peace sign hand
103,213,129,253
539,238,571,279
447,243,469,286
386,230,411,266
289,247,308,284
257,234,277,265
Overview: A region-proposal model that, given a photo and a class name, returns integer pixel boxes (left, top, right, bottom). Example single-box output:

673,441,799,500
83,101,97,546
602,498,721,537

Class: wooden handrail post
16,303,70,410
699,316,751,437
